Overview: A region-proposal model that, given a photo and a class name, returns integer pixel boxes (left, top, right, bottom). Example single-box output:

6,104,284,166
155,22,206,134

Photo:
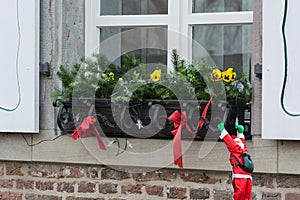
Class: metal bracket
254,63,262,79
40,62,51,76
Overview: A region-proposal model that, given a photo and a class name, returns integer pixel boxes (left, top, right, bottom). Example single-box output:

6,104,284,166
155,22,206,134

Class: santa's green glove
236,124,244,134
217,122,225,132
218,122,228,139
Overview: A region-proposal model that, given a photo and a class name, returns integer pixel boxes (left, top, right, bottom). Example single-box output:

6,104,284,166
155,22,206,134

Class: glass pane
99,27,167,66
192,24,252,77
192,0,253,13
100,0,168,15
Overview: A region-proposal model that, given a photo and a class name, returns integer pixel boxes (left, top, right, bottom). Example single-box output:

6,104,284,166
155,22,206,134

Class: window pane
192,0,253,13
192,24,252,77
99,27,167,66
100,0,168,15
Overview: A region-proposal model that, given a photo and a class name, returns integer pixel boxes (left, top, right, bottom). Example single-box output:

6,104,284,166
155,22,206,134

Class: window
192,24,252,75
86,0,252,68
99,26,167,66
85,0,253,138
192,0,252,13
100,0,168,15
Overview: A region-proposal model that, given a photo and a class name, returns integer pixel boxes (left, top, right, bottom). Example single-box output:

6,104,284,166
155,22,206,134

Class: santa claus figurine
218,122,252,200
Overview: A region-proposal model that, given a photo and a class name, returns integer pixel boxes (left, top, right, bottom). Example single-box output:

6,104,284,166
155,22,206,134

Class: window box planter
53,97,251,140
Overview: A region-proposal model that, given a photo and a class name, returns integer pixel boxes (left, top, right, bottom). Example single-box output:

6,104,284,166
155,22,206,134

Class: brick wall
0,161,300,200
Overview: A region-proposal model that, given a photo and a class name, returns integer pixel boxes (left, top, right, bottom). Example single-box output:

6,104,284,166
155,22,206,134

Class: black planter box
54,98,251,140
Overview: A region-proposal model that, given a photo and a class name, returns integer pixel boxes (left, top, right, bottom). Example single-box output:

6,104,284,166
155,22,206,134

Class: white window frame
85,0,253,68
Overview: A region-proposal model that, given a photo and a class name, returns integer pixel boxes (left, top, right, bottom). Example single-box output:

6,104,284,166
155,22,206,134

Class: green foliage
50,64,80,104
224,73,252,103
171,49,252,103
51,50,252,105
51,53,144,103
171,49,211,100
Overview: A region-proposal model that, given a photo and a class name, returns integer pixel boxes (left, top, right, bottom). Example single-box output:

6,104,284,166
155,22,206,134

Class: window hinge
40,62,51,77
254,63,262,79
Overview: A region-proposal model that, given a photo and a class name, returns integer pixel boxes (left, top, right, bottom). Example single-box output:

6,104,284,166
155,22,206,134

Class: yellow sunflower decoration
150,69,162,82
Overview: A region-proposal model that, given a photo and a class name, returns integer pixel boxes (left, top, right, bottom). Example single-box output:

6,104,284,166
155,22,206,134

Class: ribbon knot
168,111,197,168
72,116,106,150
169,96,213,168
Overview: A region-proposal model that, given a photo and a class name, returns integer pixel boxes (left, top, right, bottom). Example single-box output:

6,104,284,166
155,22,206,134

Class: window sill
4,131,299,175
30,132,277,173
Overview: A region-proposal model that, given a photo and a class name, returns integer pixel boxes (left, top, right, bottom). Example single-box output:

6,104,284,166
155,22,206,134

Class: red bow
168,96,213,168
72,116,106,150
168,111,197,168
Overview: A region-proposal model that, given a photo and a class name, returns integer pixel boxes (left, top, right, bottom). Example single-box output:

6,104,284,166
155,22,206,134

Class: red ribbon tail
199,96,213,128
173,126,183,168
91,125,106,150
72,129,79,140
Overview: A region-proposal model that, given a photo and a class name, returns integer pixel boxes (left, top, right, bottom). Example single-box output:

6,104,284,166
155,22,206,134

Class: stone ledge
1,131,300,175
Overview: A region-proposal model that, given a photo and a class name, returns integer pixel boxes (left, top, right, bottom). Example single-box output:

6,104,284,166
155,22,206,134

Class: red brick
35,181,54,191
0,179,13,188
0,163,4,175
0,192,22,200
213,190,233,200
99,183,118,194
262,192,281,200
107,199,126,200
28,164,85,179
63,166,85,178
285,193,300,200
180,172,219,184
25,194,62,200
28,164,62,178
190,188,210,199
253,175,274,188
57,182,75,193
167,187,187,199
133,170,177,182
276,177,300,188
16,179,34,189
78,181,96,193
101,168,130,180
121,184,142,194
6,163,24,176
87,167,99,179
66,197,104,200
145,185,164,197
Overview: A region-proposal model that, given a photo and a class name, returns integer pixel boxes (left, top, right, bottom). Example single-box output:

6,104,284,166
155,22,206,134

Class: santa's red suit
220,130,252,200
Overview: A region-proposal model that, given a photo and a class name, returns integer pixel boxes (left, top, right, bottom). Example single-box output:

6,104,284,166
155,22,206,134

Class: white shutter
262,0,300,139
0,0,39,132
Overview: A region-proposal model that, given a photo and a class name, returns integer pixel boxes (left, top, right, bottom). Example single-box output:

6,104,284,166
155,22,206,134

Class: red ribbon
199,96,213,128
168,111,197,168
72,116,106,150
169,96,214,168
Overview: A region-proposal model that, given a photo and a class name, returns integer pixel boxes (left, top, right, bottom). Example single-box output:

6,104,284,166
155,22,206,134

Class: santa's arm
218,122,239,152
219,129,240,153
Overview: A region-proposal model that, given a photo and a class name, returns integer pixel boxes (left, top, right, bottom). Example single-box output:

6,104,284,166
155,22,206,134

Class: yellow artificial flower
210,69,222,82
231,71,237,80
101,73,107,78
150,69,161,82
109,72,115,81
119,77,123,81
222,68,236,82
